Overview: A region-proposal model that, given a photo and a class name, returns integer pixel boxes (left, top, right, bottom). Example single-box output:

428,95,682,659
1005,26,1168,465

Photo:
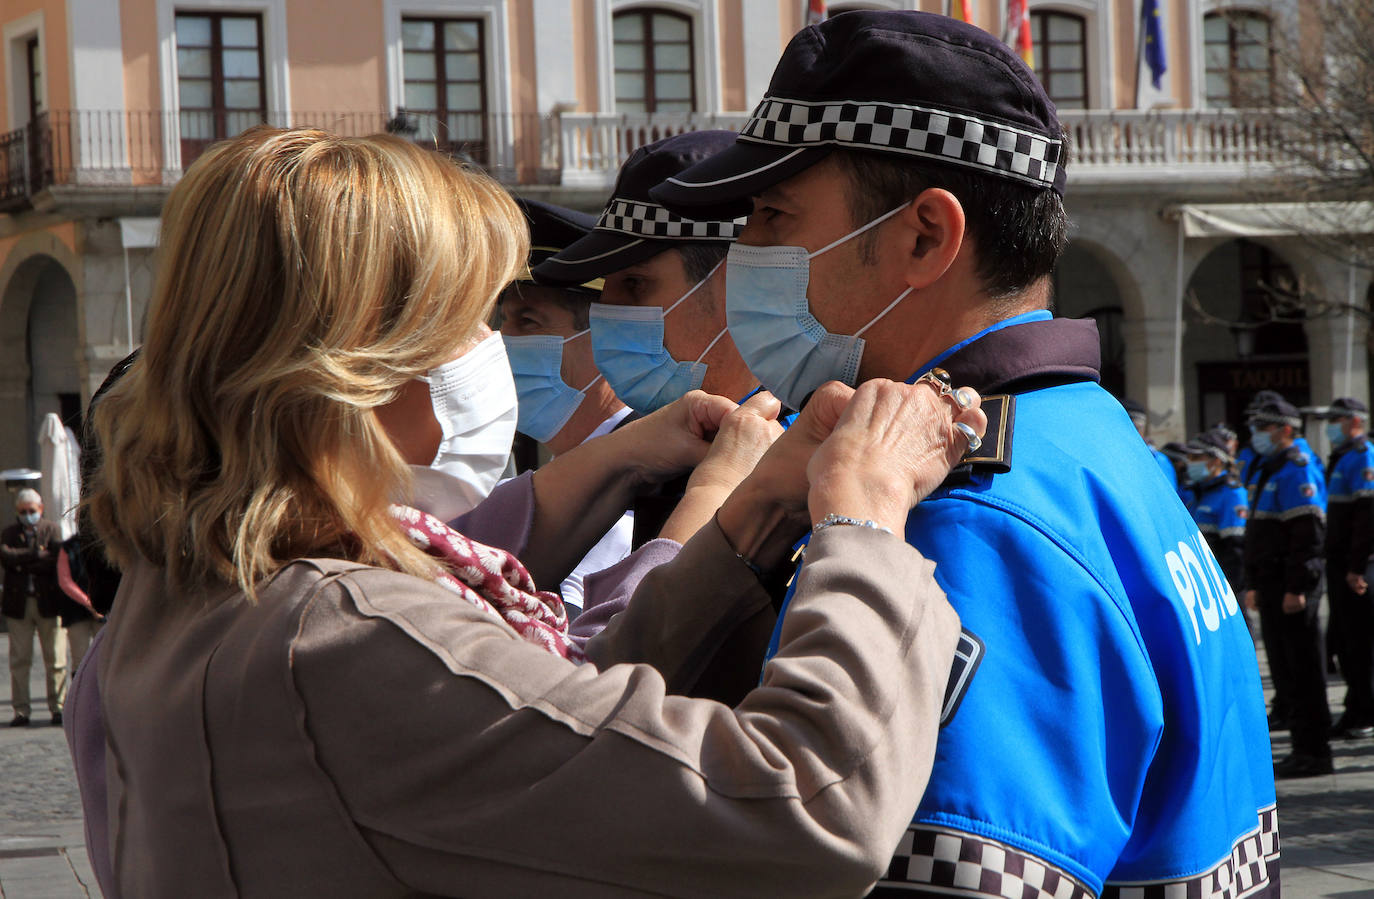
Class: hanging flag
805,0,826,27
1141,0,1167,90
947,0,974,24
1004,0,1033,68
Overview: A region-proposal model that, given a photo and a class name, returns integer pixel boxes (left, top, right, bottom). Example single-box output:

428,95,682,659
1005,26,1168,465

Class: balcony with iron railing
0,106,1340,213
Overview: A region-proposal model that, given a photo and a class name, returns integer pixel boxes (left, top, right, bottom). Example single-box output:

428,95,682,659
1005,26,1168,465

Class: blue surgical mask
589,260,728,414
18,511,39,527
1186,461,1212,483
1327,421,1347,446
1250,429,1275,456
725,204,913,411
503,331,602,444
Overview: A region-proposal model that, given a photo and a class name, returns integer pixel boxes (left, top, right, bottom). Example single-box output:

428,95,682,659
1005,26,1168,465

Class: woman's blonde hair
87,127,528,596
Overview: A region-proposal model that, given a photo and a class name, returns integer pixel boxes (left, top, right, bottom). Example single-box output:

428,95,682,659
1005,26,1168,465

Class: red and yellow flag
947,0,974,23
1004,0,1033,67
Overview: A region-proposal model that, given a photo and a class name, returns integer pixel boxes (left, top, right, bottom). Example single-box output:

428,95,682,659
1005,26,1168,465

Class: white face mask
420,331,518,516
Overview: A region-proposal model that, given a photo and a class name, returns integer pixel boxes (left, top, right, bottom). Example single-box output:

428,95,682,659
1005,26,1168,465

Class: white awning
118,216,161,249
1168,201,1374,239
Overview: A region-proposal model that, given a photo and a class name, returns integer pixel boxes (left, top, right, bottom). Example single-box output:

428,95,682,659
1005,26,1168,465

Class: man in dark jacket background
2,488,67,726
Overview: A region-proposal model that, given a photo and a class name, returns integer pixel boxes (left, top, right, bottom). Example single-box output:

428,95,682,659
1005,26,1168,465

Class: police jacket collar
928,316,1101,395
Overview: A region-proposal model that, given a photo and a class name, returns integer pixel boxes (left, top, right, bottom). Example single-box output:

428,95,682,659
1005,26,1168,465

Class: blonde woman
71,127,984,898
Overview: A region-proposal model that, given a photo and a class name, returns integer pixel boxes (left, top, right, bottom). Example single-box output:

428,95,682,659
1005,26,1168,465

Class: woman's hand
658,392,783,544
806,378,986,535
683,391,783,494
612,391,741,488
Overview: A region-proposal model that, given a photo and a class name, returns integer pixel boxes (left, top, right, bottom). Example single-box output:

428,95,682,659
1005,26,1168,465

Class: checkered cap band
741,96,1062,189
878,824,1093,898
595,199,744,241
1103,805,1278,899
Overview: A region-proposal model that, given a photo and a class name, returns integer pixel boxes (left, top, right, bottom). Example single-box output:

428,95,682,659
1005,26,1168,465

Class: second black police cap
532,130,745,286
1248,395,1302,429
1329,397,1369,418
1185,429,1234,463
514,198,602,293
651,10,1066,219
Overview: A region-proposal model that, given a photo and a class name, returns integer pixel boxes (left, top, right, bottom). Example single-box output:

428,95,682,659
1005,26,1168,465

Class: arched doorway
1186,238,1307,436
0,254,82,469
1052,241,1127,398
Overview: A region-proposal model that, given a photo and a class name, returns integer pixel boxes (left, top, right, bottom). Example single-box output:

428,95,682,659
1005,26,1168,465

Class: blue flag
1142,0,1167,89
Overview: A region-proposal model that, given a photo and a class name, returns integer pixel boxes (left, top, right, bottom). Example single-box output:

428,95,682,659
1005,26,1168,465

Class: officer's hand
1282,592,1307,614
1243,590,1258,611
807,378,985,535
1347,572,1369,596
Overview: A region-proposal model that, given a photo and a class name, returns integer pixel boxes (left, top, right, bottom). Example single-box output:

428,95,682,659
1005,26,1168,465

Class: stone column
1123,316,1186,442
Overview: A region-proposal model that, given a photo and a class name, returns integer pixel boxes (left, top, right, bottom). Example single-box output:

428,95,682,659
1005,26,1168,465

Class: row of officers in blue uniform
1131,391,1374,777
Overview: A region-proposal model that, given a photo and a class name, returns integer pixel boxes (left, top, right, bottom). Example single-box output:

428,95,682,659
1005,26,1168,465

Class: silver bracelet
812,513,894,536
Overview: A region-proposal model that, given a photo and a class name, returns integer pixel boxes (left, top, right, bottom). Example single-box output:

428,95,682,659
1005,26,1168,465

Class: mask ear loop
663,257,727,317
560,327,605,394
805,203,910,260
854,287,914,338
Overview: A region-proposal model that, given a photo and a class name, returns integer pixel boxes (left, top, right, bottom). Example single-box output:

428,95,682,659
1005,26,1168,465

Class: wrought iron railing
0,106,1348,212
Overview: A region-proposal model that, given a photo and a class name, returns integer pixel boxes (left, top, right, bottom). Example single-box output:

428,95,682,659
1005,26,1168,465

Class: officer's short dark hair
677,242,729,285
834,145,1069,300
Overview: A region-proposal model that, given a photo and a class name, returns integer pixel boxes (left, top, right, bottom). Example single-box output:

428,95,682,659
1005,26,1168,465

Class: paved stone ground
0,617,1372,897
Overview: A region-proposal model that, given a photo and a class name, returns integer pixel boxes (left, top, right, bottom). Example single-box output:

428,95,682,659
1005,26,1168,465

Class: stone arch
1052,237,1141,399
0,233,85,470
1184,237,1309,436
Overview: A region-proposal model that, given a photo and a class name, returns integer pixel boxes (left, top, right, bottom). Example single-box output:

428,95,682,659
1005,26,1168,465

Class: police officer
499,199,632,615
655,11,1277,895
533,131,758,414
1242,395,1333,776
1320,397,1374,738
1239,391,1325,488
1184,428,1248,594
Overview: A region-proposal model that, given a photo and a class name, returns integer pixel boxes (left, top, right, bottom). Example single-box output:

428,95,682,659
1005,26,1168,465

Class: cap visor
649,141,832,219
530,230,669,286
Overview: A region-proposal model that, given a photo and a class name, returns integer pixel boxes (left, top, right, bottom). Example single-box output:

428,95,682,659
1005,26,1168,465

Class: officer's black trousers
1256,595,1294,721
1258,586,1332,758
1329,567,1374,725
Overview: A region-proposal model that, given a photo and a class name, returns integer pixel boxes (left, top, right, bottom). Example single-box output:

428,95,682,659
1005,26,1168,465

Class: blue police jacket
1188,474,1249,540
769,314,1278,897
1244,444,1325,595
1325,436,1374,571
1243,437,1322,484
1327,436,1374,506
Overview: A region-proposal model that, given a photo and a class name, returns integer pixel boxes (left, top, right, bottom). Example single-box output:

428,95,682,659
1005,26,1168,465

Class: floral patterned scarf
390,505,586,664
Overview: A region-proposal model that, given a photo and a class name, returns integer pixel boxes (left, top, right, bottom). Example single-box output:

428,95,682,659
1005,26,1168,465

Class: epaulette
941,394,1015,486
1286,447,1308,466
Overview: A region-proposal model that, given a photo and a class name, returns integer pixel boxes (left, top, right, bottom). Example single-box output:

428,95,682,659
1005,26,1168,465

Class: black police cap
532,130,745,286
1248,396,1302,429
651,10,1066,219
1119,397,1148,421
1185,429,1234,463
514,198,601,293
1329,397,1368,418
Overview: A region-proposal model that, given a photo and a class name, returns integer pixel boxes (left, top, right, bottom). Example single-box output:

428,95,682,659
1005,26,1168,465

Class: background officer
1184,428,1248,594
655,10,1277,895
1243,395,1332,776
1122,397,1178,490
499,199,631,615
533,131,758,414
1320,397,1374,738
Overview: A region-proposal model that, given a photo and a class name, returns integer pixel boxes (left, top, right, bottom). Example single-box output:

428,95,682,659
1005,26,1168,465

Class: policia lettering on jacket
655,11,1277,897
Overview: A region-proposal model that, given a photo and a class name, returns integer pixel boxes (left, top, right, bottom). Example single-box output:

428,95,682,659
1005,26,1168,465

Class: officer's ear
896,188,964,291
